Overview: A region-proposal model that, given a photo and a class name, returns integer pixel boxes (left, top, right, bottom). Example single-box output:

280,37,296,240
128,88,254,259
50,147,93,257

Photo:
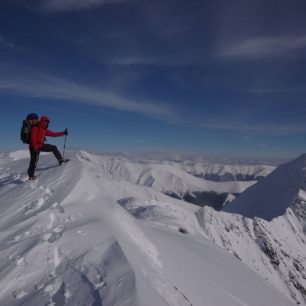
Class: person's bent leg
40,144,63,162
28,148,39,178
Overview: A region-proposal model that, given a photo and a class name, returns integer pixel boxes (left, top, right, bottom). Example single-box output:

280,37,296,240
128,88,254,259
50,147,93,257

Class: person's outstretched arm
45,129,65,137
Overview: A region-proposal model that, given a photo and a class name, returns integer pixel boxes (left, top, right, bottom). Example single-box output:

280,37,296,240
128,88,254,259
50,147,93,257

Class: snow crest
0,150,295,306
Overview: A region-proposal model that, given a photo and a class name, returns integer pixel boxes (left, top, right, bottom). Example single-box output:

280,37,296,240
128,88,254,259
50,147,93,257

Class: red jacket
30,117,64,151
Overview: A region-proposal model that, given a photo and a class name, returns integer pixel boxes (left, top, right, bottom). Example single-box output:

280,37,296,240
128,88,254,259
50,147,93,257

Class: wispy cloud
217,35,306,59
39,0,128,11
0,68,178,122
0,35,15,49
200,121,306,136
110,57,161,66
239,87,306,95
109,54,204,67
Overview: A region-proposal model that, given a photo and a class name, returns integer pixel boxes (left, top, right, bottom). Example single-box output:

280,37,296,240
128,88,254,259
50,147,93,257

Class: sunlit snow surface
0,151,294,306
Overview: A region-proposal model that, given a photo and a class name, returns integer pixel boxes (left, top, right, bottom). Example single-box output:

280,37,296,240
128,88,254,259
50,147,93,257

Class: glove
63,128,68,136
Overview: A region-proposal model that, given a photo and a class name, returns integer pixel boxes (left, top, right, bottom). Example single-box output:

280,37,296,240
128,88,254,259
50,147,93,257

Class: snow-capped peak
196,153,306,305
224,153,306,221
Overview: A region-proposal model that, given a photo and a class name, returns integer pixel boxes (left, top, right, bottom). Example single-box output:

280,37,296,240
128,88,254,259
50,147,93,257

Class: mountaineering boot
59,158,70,165
29,176,37,180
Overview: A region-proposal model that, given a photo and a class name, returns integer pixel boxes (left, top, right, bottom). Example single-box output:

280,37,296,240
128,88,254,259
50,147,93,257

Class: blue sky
1,0,306,158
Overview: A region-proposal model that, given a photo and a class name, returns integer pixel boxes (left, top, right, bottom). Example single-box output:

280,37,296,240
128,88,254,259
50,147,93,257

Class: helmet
40,115,50,122
26,113,38,121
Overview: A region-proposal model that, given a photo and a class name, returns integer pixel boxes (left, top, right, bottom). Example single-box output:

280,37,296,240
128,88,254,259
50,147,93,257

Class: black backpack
20,113,38,144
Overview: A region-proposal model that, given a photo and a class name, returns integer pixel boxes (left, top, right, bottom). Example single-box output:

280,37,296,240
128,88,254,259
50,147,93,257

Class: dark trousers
28,144,63,177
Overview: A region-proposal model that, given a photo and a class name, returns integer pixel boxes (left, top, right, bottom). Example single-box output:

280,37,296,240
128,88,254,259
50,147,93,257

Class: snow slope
0,151,293,306
224,153,306,221
196,154,306,305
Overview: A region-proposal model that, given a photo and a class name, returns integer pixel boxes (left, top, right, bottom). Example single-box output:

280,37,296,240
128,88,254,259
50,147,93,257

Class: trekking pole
62,134,67,159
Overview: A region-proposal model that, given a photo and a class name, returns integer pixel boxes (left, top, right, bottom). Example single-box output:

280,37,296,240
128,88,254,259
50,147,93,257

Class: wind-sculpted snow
117,197,202,235
0,154,137,306
0,150,294,305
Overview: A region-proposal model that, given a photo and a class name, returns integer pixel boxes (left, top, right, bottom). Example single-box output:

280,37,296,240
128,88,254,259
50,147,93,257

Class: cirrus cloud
39,0,129,11
217,35,306,59
200,120,306,136
0,66,178,122
0,35,15,49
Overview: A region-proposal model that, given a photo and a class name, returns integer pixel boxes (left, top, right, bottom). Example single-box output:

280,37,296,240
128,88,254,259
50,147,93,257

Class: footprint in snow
36,198,45,209
16,256,27,266
28,180,39,189
14,231,31,241
53,225,64,233
42,233,54,242
52,202,65,213
13,290,28,299
45,231,62,243
14,235,22,241
43,224,65,243
45,187,52,195
64,216,74,222
24,198,46,213
24,201,36,212
77,230,86,236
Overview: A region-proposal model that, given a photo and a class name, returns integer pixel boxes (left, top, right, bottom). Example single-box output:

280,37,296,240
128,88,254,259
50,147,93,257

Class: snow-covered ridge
0,150,293,305
183,163,275,181
224,153,306,220
196,154,306,305
102,151,283,166
77,151,276,210
197,206,306,305
89,151,276,182
78,150,255,196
